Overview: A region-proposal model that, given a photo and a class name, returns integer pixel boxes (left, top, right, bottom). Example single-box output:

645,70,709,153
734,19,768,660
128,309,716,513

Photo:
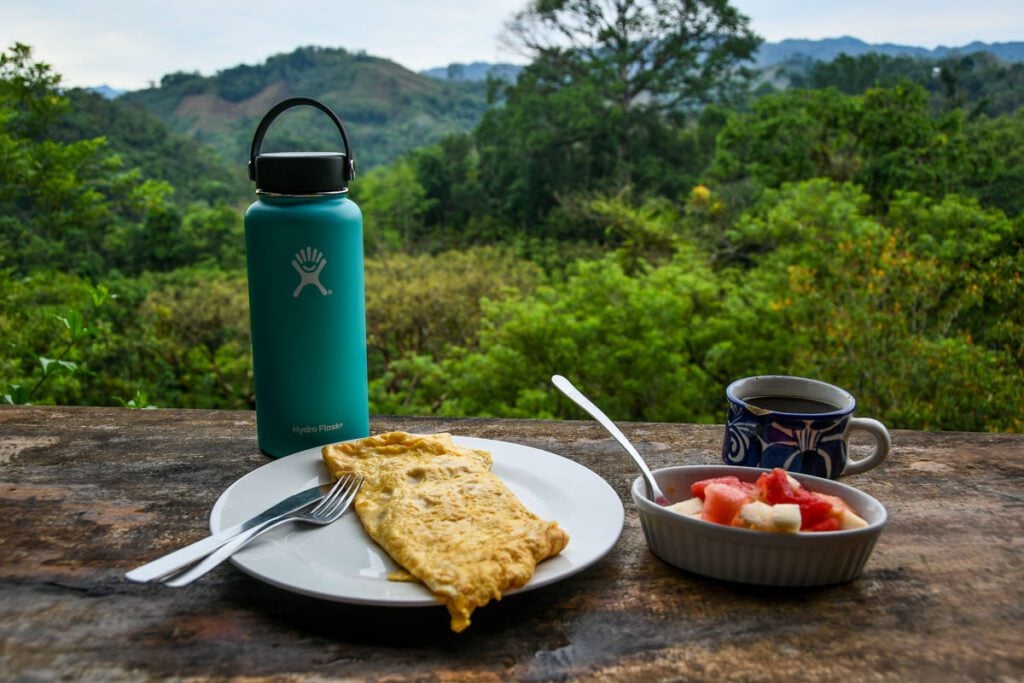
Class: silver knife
124,482,329,583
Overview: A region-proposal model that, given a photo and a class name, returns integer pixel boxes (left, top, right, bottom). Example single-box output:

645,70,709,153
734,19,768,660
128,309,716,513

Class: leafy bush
366,247,542,413
379,250,792,421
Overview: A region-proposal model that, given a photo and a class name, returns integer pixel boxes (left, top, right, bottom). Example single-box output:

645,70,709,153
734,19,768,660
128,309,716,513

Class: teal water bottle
244,97,369,457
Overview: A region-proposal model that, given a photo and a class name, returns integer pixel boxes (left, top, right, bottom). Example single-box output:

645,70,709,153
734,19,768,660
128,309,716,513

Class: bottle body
244,193,369,457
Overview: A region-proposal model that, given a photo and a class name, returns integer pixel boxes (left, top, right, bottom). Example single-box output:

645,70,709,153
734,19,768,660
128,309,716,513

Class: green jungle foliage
784,51,1024,117
3,7,1023,434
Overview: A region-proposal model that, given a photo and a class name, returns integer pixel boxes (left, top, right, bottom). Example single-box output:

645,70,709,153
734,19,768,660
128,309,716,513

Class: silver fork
163,473,363,588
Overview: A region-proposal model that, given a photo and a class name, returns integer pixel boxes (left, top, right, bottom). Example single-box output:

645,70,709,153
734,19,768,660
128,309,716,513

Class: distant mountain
421,62,523,82
122,46,490,170
87,85,125,100
754,37,1024,66
419,39,1024,85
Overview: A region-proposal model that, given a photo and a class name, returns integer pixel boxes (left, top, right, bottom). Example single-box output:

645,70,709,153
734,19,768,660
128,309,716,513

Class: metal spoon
552,375,670,506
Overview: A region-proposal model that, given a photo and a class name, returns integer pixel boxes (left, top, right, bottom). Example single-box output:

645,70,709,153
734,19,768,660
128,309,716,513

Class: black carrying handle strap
247,97,354,182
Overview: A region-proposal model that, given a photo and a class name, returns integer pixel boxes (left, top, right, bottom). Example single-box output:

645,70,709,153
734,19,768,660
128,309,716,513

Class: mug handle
841,417,892,476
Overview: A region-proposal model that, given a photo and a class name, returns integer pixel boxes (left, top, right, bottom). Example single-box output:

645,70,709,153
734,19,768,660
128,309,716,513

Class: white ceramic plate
209,435,624,605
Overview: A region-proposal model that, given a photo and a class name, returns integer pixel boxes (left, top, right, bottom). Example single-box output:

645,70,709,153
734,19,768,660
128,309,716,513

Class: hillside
53,88,249,205
122,46,491,171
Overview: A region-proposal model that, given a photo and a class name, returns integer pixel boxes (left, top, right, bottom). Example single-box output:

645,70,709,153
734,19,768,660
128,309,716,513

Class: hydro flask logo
292,246,332,298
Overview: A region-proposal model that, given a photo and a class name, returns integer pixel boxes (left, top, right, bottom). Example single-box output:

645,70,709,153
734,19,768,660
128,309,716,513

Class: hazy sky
2,0,1022,90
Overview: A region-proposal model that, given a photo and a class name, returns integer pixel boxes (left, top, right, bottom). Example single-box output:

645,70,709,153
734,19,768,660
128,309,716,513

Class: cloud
1,0,527,89
3,0,1022,89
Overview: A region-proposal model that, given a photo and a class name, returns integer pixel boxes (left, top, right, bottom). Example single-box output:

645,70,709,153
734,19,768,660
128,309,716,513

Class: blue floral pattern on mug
722,402,763,468
760,415,850,479
723,403,851,479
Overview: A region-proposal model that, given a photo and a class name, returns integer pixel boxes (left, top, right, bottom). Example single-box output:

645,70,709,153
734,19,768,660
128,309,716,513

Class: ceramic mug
722,375,891,479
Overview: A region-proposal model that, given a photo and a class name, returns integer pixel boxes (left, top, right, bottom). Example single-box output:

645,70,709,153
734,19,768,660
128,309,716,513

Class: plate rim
209,433,624,607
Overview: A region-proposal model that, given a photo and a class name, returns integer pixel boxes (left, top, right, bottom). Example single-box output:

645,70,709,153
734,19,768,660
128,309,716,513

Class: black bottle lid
248,98,355,195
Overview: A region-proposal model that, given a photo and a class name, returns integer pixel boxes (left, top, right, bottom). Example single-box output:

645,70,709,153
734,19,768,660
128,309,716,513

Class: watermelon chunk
755,468,833,530
692,476,756,500
805,517,842,532
701,482,757,526
755,468,800,504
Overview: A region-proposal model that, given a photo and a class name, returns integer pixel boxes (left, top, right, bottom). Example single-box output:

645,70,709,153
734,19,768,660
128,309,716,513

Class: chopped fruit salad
667,468,868,533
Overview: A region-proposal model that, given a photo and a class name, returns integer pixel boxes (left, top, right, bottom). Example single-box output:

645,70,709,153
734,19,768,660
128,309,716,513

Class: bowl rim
631,464,888,540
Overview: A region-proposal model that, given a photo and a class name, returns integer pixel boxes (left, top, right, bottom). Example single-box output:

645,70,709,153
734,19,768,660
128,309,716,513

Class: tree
474,65,616,230
351,159,434,254
505,0,760,115
857,82,967,205
0,42,63,138
474,0,760,230
710,82,974,211
786,50,1024,118
409,134,488,242
1,44,119,276
503,0,760,184
788,52,932,96
711,87,862,191
960,108,1024,218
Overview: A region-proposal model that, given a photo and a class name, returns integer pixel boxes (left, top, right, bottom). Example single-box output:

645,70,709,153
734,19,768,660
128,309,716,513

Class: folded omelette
321,431,569,632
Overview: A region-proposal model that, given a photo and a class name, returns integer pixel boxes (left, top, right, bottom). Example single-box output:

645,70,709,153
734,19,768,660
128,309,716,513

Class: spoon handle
552,375,670,505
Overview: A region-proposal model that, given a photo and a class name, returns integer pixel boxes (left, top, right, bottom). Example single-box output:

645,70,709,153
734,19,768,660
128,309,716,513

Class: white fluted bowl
631,465,887,586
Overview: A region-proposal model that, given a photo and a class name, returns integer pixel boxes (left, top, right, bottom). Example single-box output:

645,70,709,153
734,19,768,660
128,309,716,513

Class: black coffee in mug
723,375,891,479
745,395,841,414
